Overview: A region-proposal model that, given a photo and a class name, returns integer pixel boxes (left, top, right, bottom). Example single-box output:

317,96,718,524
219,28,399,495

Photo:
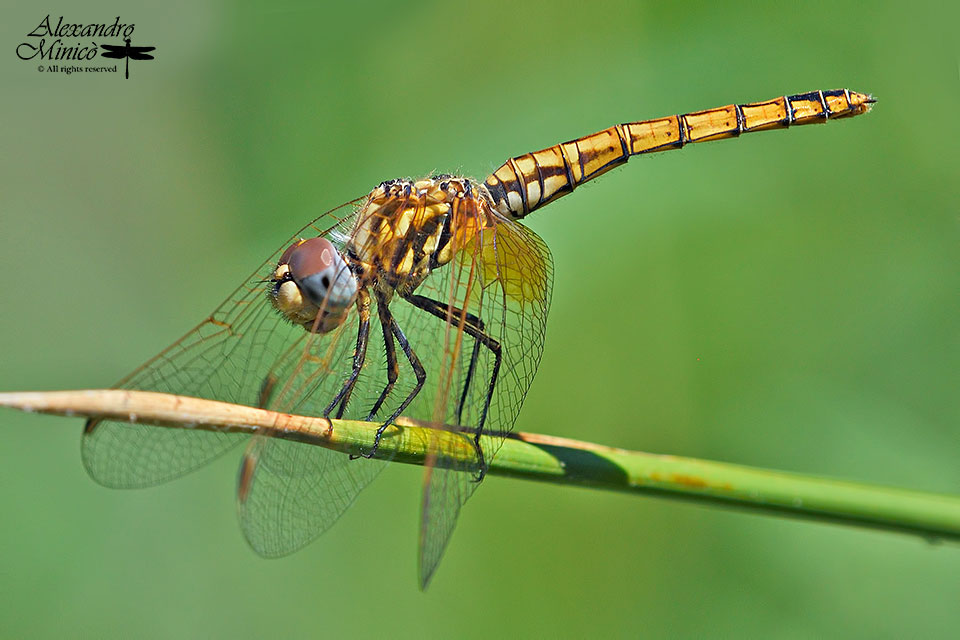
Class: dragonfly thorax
346,176,495,296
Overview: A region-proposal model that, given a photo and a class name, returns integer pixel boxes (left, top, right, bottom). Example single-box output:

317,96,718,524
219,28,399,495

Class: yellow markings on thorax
349,177,495,290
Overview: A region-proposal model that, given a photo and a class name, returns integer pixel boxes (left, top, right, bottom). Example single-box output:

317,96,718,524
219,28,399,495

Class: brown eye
277,240,302,269
281,237,357,311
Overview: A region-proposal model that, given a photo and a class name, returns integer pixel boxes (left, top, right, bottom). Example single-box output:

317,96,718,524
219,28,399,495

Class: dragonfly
99,38,156,79
81,88,874,588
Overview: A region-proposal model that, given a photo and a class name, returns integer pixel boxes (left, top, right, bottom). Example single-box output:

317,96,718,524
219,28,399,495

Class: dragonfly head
270,237,358,333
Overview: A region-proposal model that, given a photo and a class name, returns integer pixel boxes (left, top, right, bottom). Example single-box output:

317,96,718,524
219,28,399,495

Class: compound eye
284,237,357,311
277,240,301,269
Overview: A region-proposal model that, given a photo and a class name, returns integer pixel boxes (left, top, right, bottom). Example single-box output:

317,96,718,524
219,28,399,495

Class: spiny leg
405,297,485,426
367,290,400,419
458,338,482,427
323,289,371,420
404,293,502,481
357,295,426,460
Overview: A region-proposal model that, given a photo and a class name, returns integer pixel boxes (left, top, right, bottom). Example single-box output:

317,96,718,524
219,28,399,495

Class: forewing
236,189,430,557
81,198,363,488
387,211,553,587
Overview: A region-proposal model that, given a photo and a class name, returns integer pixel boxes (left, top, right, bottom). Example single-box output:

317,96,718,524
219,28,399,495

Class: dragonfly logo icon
100,38,156,79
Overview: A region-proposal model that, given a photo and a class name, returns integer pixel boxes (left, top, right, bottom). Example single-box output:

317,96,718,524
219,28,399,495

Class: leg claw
350,444,379,461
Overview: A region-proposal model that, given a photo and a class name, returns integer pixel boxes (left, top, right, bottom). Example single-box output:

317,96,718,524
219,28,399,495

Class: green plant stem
2,389,959,543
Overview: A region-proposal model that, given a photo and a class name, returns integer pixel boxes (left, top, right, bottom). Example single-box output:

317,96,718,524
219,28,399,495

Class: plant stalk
2,389,958,543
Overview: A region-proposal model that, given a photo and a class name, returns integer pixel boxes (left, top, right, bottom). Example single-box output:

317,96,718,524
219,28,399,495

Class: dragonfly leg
403,294,502,481
458,337,483,427
356,297,426,460
323,289,371,420
400,294,487,422
366,291,400,419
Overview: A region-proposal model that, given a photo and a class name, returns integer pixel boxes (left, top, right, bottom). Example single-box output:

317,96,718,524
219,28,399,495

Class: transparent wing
82,194,422,558
235,287,403,557
235,189,432,557
81,197,365,488
385,210,553,587
236,432,387,558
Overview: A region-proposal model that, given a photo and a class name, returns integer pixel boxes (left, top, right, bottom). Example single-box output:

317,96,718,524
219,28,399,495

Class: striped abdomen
483,89,875,219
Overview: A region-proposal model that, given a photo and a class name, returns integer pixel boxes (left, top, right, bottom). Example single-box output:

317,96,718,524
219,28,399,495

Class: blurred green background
2,0,958,637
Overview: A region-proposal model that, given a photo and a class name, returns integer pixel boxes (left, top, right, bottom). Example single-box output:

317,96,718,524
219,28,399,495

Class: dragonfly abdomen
484,88,874,219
